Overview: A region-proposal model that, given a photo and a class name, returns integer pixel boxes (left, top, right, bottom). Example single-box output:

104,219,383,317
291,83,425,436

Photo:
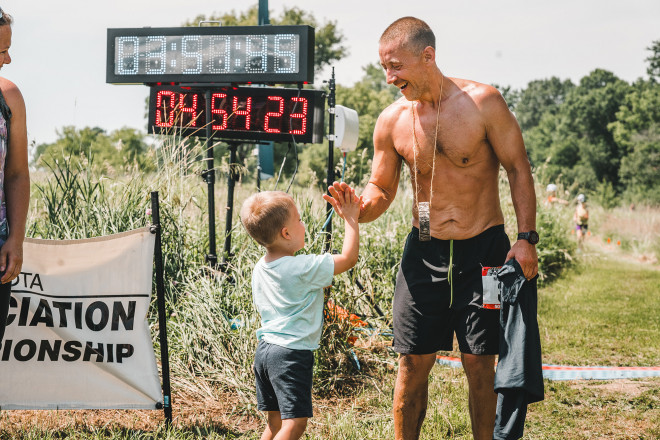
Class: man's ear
423,46,435,64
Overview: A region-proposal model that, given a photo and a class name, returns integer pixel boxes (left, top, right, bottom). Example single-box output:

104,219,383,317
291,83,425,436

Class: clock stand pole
203,89,219,270
201,88,241,274
323,67,336,254
221,142,240,273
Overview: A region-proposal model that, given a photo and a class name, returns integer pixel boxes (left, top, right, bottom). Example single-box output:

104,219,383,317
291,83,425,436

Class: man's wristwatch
517,230,540,245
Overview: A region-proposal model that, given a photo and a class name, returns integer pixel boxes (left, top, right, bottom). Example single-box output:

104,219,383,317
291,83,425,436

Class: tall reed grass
591,204,660,261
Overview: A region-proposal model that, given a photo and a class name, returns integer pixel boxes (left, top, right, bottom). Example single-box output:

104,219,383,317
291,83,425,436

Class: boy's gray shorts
253,340,314,419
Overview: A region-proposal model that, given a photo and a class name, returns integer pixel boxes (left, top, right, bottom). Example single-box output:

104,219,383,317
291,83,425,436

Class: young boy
240,188,360,440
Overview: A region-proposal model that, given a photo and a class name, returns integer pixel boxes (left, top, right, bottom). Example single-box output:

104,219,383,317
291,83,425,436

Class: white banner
0,228,163,410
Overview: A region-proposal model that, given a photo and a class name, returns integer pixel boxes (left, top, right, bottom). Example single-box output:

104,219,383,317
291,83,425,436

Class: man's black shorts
253,340,314,419
393,224,510,355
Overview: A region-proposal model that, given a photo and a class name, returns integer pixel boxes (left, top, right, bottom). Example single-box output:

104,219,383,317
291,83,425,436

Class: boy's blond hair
240,191,296,247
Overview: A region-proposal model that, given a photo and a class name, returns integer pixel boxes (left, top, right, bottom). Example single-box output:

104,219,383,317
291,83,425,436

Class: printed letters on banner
0,228,163,410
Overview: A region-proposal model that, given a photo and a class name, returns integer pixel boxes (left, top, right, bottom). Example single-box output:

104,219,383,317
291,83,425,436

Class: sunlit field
1,141,658,439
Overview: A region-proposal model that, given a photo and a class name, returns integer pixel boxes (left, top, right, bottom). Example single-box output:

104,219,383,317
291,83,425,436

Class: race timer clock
148,85,325,143
107,25,315,84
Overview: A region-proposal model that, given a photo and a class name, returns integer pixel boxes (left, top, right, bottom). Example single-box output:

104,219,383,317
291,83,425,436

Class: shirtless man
326,17,538,440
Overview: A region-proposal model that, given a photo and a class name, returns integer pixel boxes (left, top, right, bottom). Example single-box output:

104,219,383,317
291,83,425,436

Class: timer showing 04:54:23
147,85,326,144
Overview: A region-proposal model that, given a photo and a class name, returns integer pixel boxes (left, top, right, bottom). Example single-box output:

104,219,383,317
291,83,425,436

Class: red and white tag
481,266,502,309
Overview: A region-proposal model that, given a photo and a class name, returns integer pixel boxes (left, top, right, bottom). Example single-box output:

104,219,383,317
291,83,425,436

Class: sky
1,0,659,149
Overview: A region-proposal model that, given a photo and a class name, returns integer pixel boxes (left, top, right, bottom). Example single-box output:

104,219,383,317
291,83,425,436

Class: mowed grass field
1,248,659,439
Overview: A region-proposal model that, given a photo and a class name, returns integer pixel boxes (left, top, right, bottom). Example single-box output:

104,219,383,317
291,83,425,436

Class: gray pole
258,0,270,25
204,90,218,268
324,68,336,253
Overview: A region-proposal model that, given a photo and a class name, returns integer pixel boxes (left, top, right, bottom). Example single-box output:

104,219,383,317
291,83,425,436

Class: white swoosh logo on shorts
422,258,448,283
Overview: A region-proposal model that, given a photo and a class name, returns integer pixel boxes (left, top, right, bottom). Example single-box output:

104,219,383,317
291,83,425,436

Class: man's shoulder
379,96,409,121
449,77,509,125
451,77,502,106
375,97,410,138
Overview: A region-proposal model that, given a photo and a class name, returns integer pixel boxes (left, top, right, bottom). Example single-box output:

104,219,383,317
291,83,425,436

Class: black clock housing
147,85,325,143
107,25,315,84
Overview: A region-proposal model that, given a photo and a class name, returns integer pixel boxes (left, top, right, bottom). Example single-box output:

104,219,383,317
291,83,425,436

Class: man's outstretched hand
323,182,362,222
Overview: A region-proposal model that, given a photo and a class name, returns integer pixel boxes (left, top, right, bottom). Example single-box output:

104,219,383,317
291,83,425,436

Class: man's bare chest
394,108,491,172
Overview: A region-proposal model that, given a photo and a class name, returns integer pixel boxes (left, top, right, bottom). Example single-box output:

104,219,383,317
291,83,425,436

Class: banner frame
150,191,173,425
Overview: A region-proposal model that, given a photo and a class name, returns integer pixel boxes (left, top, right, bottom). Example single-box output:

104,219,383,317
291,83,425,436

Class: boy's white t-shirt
252,253,334,351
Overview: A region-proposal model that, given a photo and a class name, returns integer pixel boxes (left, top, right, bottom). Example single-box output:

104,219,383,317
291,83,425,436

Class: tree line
32,5,660,206
499,40,660,207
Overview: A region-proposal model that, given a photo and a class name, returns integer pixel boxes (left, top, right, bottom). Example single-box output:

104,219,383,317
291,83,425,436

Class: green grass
3,254,658,439
538,255,660,367
7,145,658,438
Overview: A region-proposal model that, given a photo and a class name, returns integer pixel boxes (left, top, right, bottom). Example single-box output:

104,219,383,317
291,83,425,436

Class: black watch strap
517,231,539,245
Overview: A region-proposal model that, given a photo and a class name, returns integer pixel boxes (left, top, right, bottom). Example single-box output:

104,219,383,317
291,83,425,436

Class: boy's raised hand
325,182,361,275
323,182,361,223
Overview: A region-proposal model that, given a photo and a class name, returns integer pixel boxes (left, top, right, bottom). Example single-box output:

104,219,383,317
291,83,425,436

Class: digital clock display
107,25,315,84
148,85,325,143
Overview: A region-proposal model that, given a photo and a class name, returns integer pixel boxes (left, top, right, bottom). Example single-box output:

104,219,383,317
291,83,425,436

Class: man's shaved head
380,16,435,55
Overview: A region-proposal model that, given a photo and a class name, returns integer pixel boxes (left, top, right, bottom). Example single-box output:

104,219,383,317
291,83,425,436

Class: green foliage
609,79,660,152
111,127,156,172
33,126,155,173
536,202,576,283
619,123,660,204
563,70,630,186
26,134,578,402
646,39,660,81
592,180,619,209
166,264,258,401
499,175,576,283
498,40,660,207
180,4,353,189
515,65,660,205
515,77,574,132
29,156,147,240
336,63,399,157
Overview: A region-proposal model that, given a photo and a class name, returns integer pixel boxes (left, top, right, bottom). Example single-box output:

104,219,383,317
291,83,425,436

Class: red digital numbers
154,89,309,136
155,91,201,127
211,93,228,130
179,93,199,126
155,90,176,127
265,96,284,133
290,97,307,135
232,96,252,130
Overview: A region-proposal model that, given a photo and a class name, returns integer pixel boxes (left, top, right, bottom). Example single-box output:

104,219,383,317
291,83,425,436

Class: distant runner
545,183,568,206
574,193,589,246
